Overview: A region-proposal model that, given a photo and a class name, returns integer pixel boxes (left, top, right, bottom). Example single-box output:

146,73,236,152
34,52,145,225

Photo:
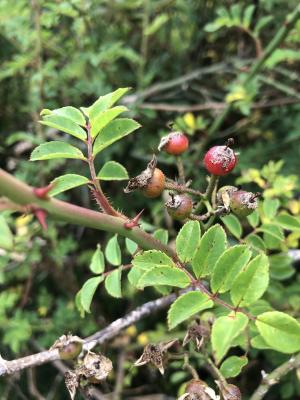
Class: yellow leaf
183,112,196,129
15,214,33,228
137,333,149,346
126,325,137,337
286,232,300,248
225,86,247,103
288,200,300,215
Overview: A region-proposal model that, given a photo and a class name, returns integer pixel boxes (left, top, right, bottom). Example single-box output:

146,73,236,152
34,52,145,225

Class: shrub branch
0,292,177,377
249,353,300,400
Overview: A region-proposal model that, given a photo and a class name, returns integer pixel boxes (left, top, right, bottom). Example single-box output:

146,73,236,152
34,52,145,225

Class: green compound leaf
153,229,169,245
84,87,130,120
220,356,248,378
89,245,105,274
192,224,227,278
97,161,129,181
40,114,86,140
256,311,300,353
257,223,284,241
275,213,300,232
91,106,128,138
128,250,176,287
247,209,260,228
127,265,144,287
128,250,177,287
30,141,85,161
137,266,190,289
221,214,242,239
251,335,273,350
269,253,294,281
80,275,104,313
211,312,248,363
211,245,252,294
0,215,14,250
49,174,89,196
41,106,86,126
230,254,269,306
125,238,138,255
245,233,266,252
167,291,213,330
105,268,122,298
93,118,140,156
133,250,176,270
263,198,280,219
105,234,121,266
176,220,201,263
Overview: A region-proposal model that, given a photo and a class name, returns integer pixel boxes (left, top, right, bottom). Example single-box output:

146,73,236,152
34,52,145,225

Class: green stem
0,169,177,259
86,122,123,217
194,175,218,214
164,182,204,197
176,156,186,184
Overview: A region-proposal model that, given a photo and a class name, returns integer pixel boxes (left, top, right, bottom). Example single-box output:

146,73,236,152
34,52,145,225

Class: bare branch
249,354,300,400
138,98,300,112
0,292,177,377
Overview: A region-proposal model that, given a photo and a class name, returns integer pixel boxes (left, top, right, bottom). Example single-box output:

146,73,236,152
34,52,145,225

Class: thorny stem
0,168,178,259
164,182,204,197
86,121,124,218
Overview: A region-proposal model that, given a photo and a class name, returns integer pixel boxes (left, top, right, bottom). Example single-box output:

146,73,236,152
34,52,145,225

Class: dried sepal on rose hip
124,156,165,198
183,321,210,350
216,381,242,400
216,185,239,212
165,193,193,220
229,190,260,217
134,340,177,375
65,351,113,399
179,379,221,400
204,138,237,176
51,334,83,360
158,131,189,155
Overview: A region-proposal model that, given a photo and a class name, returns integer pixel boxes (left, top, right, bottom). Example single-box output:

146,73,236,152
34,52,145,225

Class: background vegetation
0,0,300,399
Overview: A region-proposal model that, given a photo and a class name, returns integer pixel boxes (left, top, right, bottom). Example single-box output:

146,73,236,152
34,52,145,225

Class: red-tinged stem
194,281,256,321
86,121,124,218
0,168,177,260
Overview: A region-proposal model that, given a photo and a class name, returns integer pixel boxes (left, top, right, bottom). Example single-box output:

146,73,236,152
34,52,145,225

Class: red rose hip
158,132,189,155
204,141,237,176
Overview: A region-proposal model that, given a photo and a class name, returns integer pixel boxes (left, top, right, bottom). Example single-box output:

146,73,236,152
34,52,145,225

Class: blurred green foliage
0,0,300,398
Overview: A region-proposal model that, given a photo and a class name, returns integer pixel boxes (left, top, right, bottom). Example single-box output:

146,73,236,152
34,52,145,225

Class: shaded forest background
0,0,300,399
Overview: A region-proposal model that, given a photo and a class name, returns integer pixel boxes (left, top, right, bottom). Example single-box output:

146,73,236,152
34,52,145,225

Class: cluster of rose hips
124,131,259,220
